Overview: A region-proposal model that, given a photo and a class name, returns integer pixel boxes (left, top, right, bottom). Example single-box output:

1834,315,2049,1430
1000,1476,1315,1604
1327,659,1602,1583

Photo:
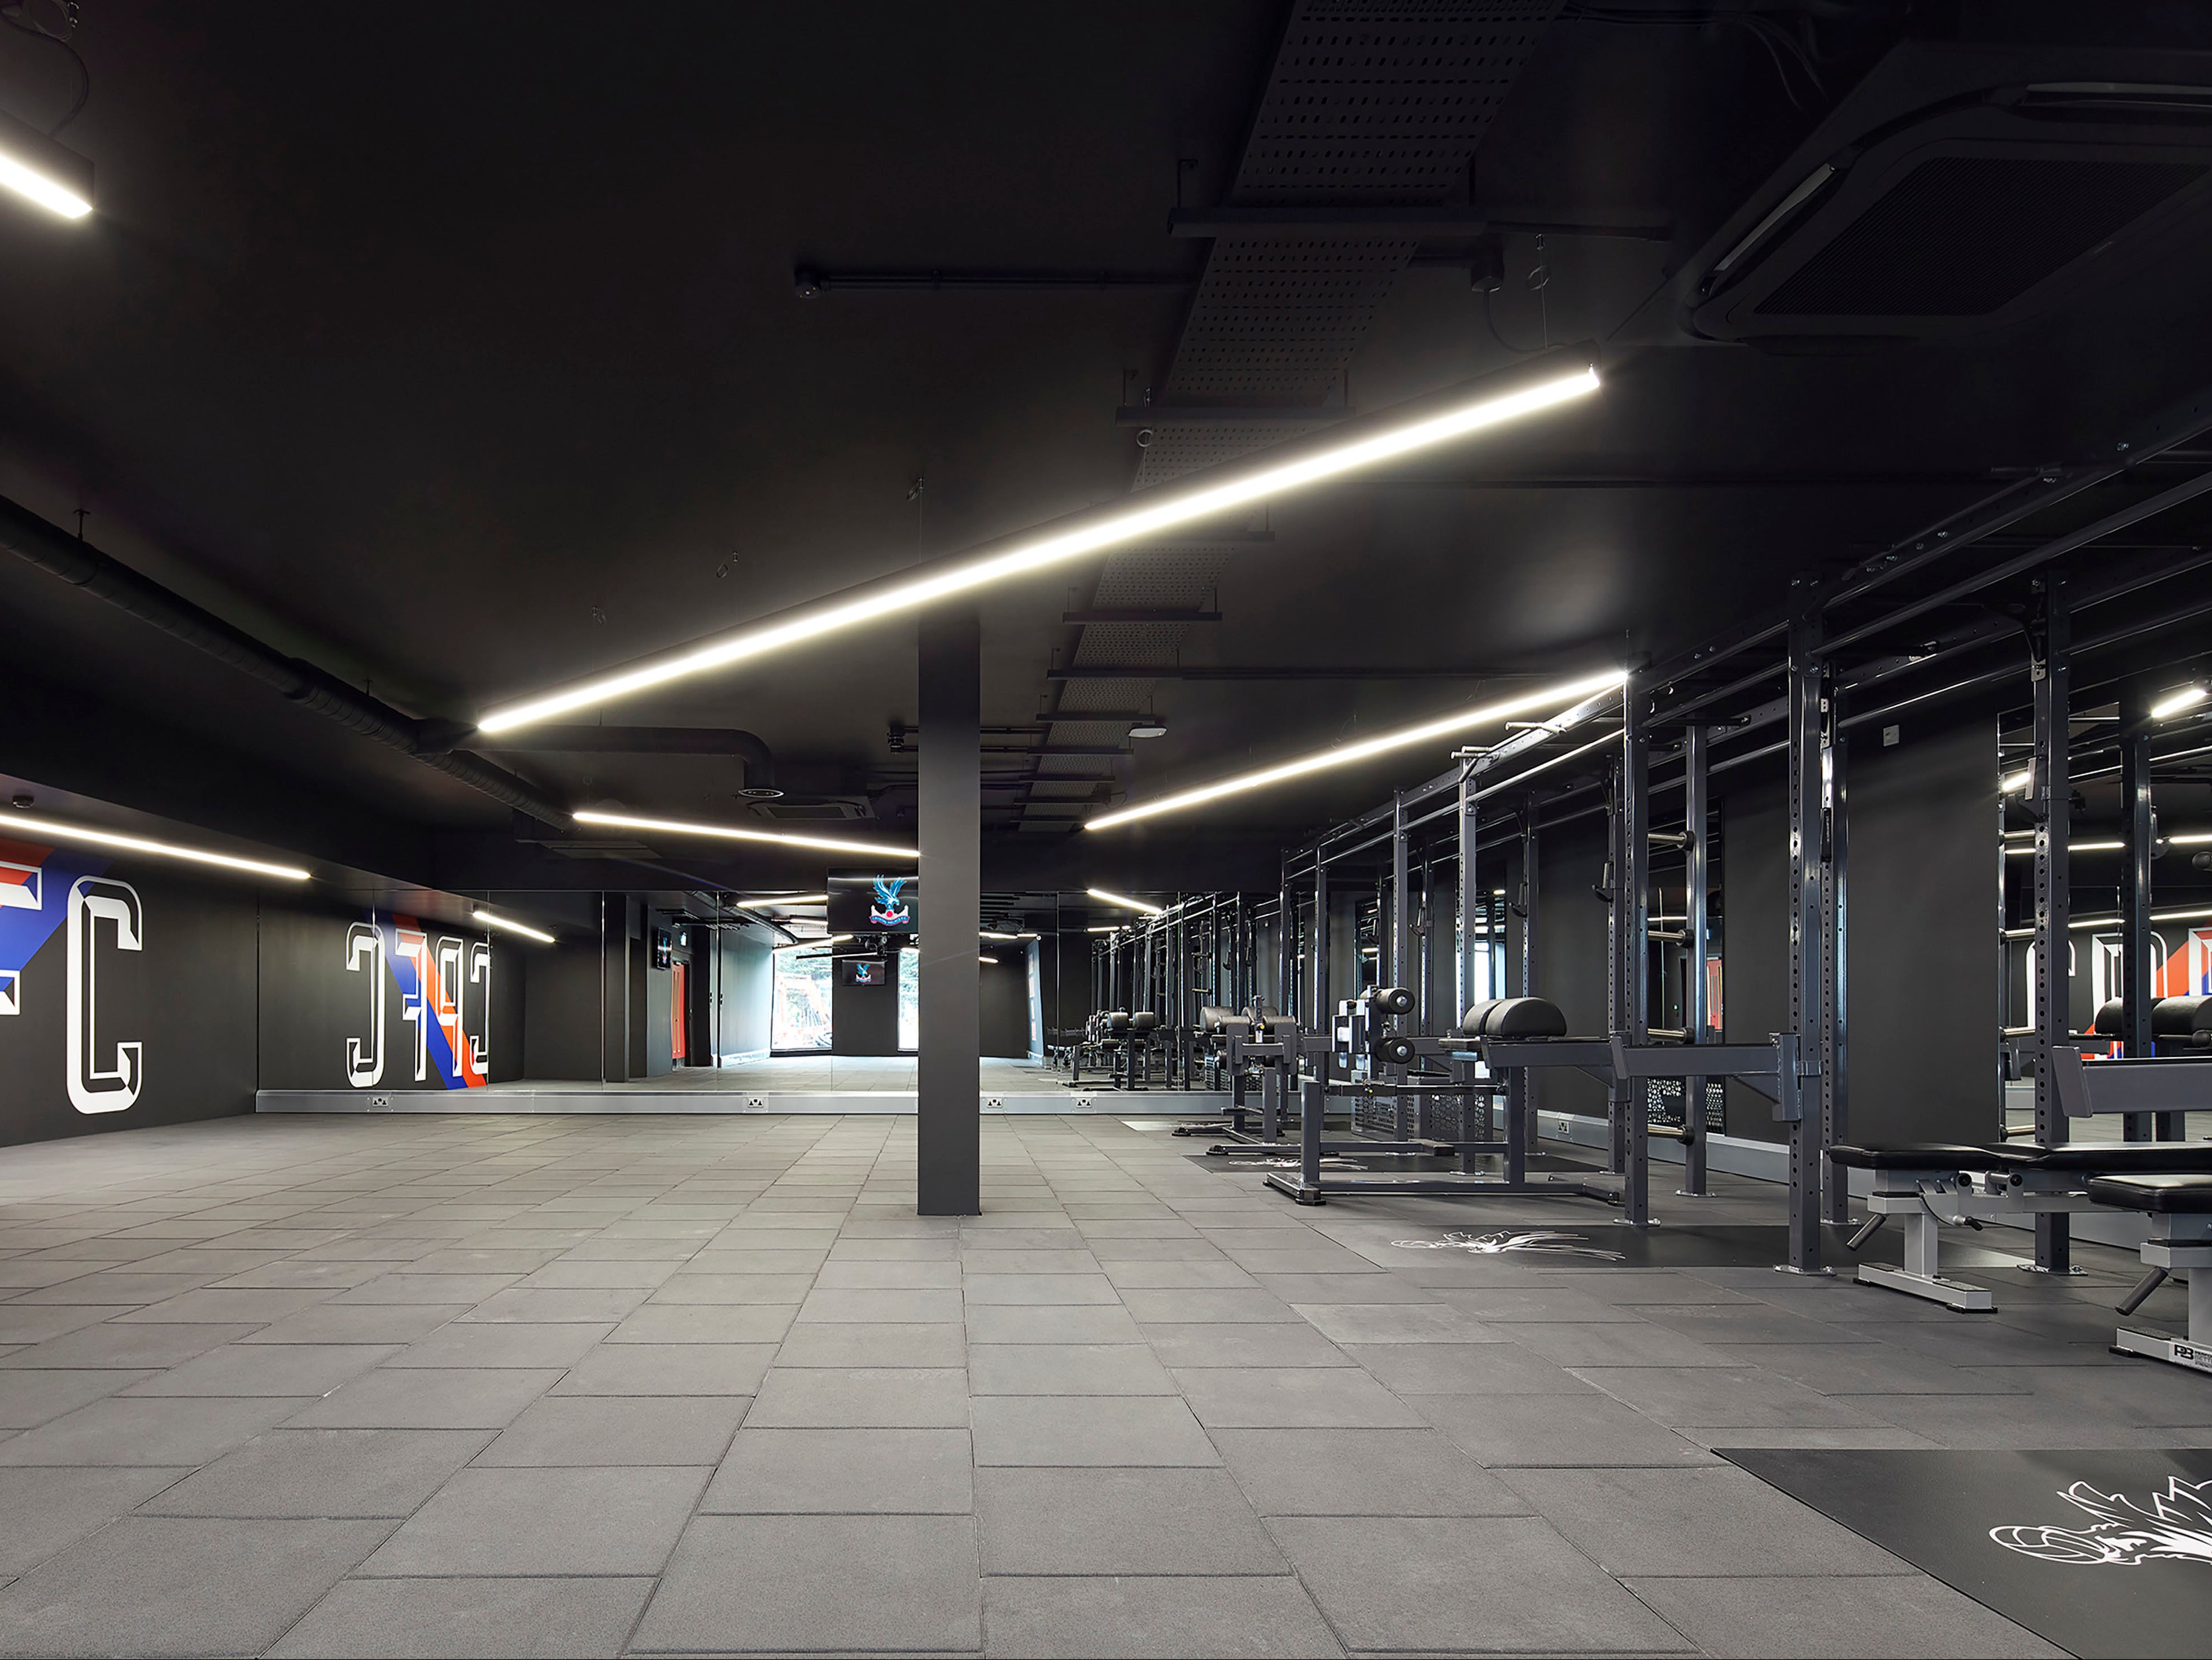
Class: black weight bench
1831,1141,2212,1313
2088,1173,2212,1376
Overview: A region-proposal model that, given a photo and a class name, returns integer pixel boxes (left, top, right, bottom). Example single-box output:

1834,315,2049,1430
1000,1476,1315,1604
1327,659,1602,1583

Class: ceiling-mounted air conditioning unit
1689,77,2212,346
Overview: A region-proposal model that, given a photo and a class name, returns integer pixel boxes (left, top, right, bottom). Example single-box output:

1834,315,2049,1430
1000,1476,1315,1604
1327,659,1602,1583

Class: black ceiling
2,1,2210,897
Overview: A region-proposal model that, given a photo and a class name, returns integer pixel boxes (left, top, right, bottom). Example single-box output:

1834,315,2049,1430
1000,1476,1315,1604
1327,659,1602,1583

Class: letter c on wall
67,877,143,1115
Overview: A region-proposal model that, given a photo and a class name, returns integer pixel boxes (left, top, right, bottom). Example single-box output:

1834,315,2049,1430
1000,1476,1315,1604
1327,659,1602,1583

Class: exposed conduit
0,494,567,826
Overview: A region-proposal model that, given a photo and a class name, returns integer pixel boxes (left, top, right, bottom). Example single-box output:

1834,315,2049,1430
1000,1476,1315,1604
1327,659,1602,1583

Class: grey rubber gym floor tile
1252,1272,1435,1303
477,1394,746,1465
0,1466,191,1574
1118,1288,1302,1324
1501,1466,1916,1576
0,1320,257,1369
610,1303,798,1344
0,1514,394,1658
1268,1514,1694,1654
460,1285,655,1324
1495,1318,1739,1369
1292,1302,1506,1344
283,1365,561,1429
1833,1317,2126,1368
120,1341,397,1397
269,1574,657,1659
748,1366,970,1429
1706,1341,2031,1396
552,1341,774,1395
797,1286,966,1323
1433,1285,1654,1324
0,1394,311,1465
1413,1390,1717,1469
650,1271,820,1302
1341,1339,1598,1394
12,1271,209,1304
0,1306,128,1345
775,1321,968,1368
0,1367,150,1427
814,1259,960,1289
632,1513,981,1654
517,1257,682,1290
967,1304,1144,1344
1213,1427,1530,1517
1139,1322,1353,1368
976,1466,1287,1575
139,1427,493,1516
332,1272,519,1304
968,1342,1175,1395
1621,1572,2068,1658
1576,1366,1913,1430
1172,1365,1426,1429
357,1465,708,1576
703,1426,974,1513
386,1320,613,1369
1099,1258,1257,1290
980,1573,1341,1658
239,1303,470,1344
971,1394,1217,1465
964,1273,1119,1306
957,1248,1101,1274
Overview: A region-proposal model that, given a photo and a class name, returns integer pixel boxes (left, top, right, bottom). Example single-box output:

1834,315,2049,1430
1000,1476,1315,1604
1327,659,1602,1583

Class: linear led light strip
734,893,829,909
2,810,311,882
477,358,1601,733
2064,906,2212,931
2001,830,2212,856
773,932,855,953
574,809,917,859
1087,887,1165,915
473,909,556,944
1085,668,1628,832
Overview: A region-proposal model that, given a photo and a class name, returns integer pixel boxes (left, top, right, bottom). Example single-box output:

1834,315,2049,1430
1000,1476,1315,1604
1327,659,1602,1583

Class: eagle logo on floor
1991,1478,2212,1567
1392,1229,1625,1262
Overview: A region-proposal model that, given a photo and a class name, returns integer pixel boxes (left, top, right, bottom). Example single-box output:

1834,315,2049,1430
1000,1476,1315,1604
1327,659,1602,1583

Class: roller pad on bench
1455,997,1568,1039
1827,1143,2025,1173
2087,1173,2212,1213
2018,1145,2212,1175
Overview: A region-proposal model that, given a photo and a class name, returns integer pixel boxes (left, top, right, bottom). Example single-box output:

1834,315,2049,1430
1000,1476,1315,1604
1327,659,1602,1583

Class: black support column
917,610,981,1216
2029,577,2070,1272
1681,723,1710,1197
1783,585,1828,1274
1619,680,1651,1224
2118,684,2172,1137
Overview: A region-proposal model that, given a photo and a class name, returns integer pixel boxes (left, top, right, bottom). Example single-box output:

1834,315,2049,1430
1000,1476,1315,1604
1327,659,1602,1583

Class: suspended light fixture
2151,685,2209,721
1087,888,1164,916
472,909,557,944
477,351,1602,734
1085,669,1627,831
0,110,91,220
573,809,916,859
2,809,309,881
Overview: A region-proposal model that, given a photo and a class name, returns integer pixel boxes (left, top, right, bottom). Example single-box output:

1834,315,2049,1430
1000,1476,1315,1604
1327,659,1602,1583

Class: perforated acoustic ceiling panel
1026,0,1559,827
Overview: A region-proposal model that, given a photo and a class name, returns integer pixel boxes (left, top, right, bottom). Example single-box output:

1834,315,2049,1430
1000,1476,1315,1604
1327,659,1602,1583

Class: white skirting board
256,1088,1227,1117
1537,1109,2152,1252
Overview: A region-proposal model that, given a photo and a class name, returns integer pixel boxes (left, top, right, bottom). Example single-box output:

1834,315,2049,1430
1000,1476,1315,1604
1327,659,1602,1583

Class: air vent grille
1758,155,2207,318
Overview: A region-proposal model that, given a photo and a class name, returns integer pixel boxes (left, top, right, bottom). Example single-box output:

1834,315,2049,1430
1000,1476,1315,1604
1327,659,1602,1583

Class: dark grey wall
525,939,603,1080
1721,779,1790,1142
980,953,1030,1059
1533,814,1612,1120
833,951,899,1055
257,904,519,1092
0,850,257,1146
1843,718,2001,1144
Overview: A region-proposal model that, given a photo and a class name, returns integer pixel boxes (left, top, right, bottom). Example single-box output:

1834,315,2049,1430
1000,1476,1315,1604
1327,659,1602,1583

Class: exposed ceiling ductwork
474,725,781,798
0,494,569,827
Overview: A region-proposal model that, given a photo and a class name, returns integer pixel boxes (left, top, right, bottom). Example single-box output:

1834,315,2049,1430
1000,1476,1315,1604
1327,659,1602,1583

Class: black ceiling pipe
0,493,567,826
476,725,779,796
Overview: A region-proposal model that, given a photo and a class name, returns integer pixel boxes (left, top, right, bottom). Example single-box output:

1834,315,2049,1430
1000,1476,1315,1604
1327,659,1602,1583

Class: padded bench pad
1455,997,1569,1039
2017,1144,2212,1175
1826,1143,2026,1173
2087,1173,2212,1214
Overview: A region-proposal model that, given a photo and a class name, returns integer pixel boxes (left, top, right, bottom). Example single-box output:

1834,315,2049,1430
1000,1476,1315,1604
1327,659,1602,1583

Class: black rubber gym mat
1719,1447,2212,1658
